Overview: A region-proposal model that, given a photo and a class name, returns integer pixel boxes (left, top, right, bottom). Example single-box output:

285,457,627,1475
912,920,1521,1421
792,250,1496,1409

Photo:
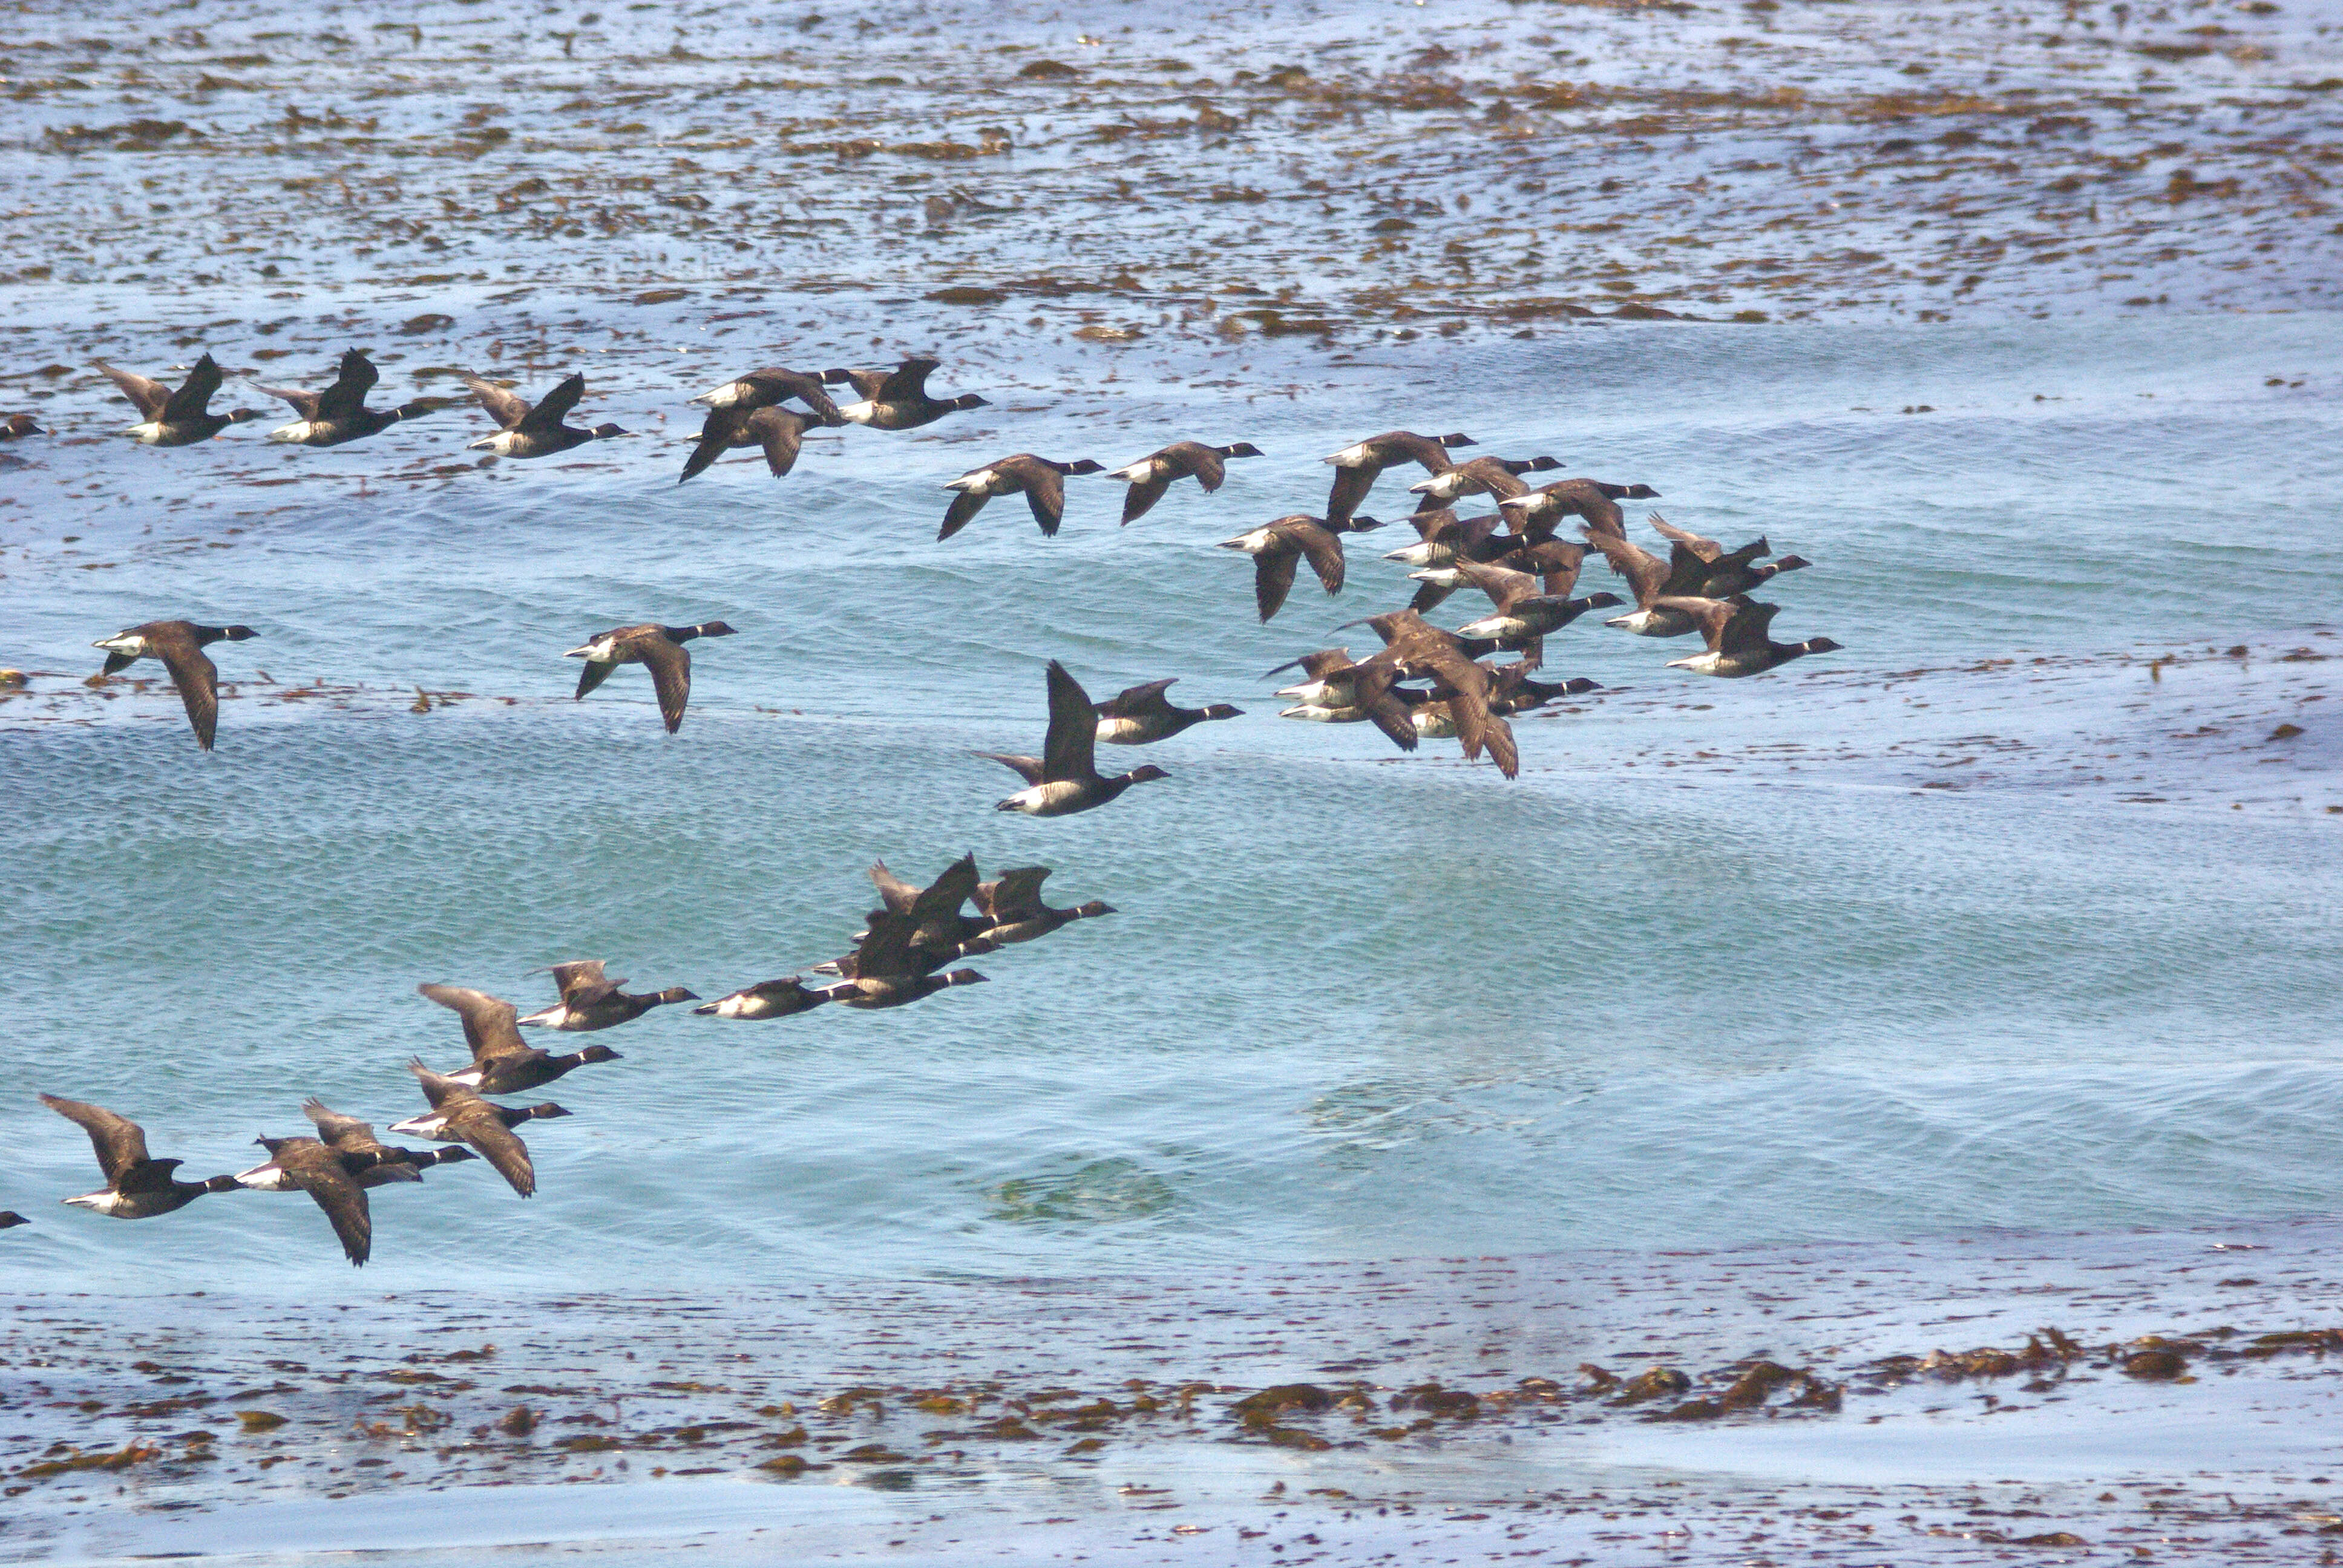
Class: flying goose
822,357,988,429
687,365,845,424
1321,431,1476,524
825,854,992,1008
1582,528,1713,637
978,661,1169,816
40,1094,237,1219
1646,513,1810,596
1105,440,1264,524
1406,668,1599,737
98,354,260,445
518,960,697,1031
302,1099,476,1184
258,348,435,446
418,983,623,1094
231,1135,375,1266
1495,477,1660,538
975,866,1114,946
1406,453,1564,504
2,413,47,439
565,621,735,734
680,404,821,484
693,975,847,1019
90,619,257,751
1221,514,1381,622
462,373,628,457
939,454,1104,540
1661,596,1843,678
1345,609,1522,779
390,1063,568,1198
1268,647,1419,753
1094,679,1242,745
1442,558,1624,644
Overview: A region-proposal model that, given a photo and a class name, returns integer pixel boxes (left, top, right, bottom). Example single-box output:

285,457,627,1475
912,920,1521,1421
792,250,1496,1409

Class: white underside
127,422,166,443
387,1112,457,1141
1325,444,1372,467
691,383,746,407
1456,614,1529,639
1279,704,1360,724
516,1004,568,1028
1105,460,1159,483
1608,609,1697,637
1666,652,1731,675
267,421,318,444
1220,529,1274,554
1386,544,1441,567
235,1162,295,1191
64,1189,134,1215
468,432,519,454
1095,716,1147,743
1001,781,1086,815
836,400,879,424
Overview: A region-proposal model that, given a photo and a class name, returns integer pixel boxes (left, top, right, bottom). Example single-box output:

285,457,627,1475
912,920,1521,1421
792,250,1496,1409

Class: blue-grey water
6,307,2340,1295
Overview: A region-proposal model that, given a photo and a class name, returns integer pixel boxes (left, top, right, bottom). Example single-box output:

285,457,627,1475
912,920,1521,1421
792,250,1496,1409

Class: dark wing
1120,471,1172,525
938,488,989,541
520,373,586,433
314,350,379,422
635,633,694,733
851,910,920,981
547,960,620,1005
1351,660,1419,754
1474,460,1533,501
1585,531,1668,607
407,1058,467,1109
1288,521,1347,596
680,407,746,482
1019,463,1068,537
1098,679,1178,719
418,984,528,1062
1184,444,1229,492
906,854,980,949
1655,596,1738,651
281,1142,372,1266
40,1094,152,1184
159,354,224,423
1645,512,1720,561
1717,598,1782,655
464,376,532,430
97,361,171,418
1325,465,1377,525
302,1099,385,1154
980,866,1052,923
255,382,324,419
1452,559,1536,613
868,860,923,916
1040,659,1099,783
449,1102,536,1197
975,751,1047,785
1254,547,1302,622
145,626,222,751
876,356,940,402
748,407,805,477
1516,539,1588,597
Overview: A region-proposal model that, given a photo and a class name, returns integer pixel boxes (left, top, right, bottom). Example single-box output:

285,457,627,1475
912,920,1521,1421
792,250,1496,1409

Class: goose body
99,354,260,445
42,1094,237,1220
418,982,624,1094
1585,528,1713,638
688,365,844,423
939,454,1104,540
1645,512,1812,596
680,405,818,484
392,1062,570,1197
1407,454,1563,504
1444,560,1624,641
231,1135,375,1266
975,866,1115,946
693,976,847,1019
91,619,257,751
260,349,432,446
1662,596,1843,678
565,621,734,733
979,661,1169,816
1221,514,1380,622
2,414,47,439
1093,678,1241,745
824,357,988,430
517,960,697,1031
1496,477,1660,538
1106,440,1263,524
463,373,627,457
1321,430,1476,523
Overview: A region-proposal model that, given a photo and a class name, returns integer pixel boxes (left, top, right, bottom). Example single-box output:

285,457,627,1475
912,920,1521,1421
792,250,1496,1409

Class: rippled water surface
2,0,2341,1301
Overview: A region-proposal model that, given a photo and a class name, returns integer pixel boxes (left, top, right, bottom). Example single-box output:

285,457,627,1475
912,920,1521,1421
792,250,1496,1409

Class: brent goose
862,855,994,950
978,661,1169,816
939,454,1104,540
391,1063,568,1198
1583,529,1711,637
231,1135,374,1266
99,354,260,445
1647,512,1810,596
1221,514,1381,622
418,983,622,1094
823,357,988,429
1381,508,1506,571
1270,647,1419,753
1095,679,1242,745
1407,667,1599,736
2,414,47,439
975,866,1114,946
1322,431,1476,524
303,1099,476,1184
1345,609,1522,778
680,404,820,484
40,1094,237,1219
1443,559,1624,644
0,1212,25,1229
565,621,735,734
1495,477,1660,538
824,854,992,1008
519,960,697,1031
91,620,257,751
259,348,433,446
1407,454,1564,505
688,365,845,425
463,373,628,457
1105,440,1264,524
1662,596,1843,678
693,975,845,1019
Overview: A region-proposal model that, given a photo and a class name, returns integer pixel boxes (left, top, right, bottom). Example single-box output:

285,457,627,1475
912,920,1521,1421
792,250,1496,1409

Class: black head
221,625,259,641
1624,484,1660,499
950,393,990,410
1201,703,1244,720
1525,456,1564,472
526,1103,574,1120
1062,459,1104,475
201,1174,243,1194
575,1045,623,1065
655,987,700,1004
224,408,265,425
1773,555,1813,572
945,969,990,986
1076,900,1117,918
698,621,738,638
1800,636,1844,656
1221,442,1265,459
0,1210,29,1228
1124,763,1170,785
1564,678,1601,694
1585,592,1625,609
589,423,631,439
436,1146,481,1164
1438,433,1478,449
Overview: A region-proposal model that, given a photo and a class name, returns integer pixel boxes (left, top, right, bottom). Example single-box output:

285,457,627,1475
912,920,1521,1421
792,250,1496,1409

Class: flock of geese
9,347,1841,1265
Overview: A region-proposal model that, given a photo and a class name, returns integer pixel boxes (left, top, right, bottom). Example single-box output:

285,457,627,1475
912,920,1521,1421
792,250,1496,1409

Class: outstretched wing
160,354,225,424
147,630,222,751
40,1094,152,1184
463,376,533,430
97,361,171,418
1098,679,1177,719
1021,465,1067,537
938,489,989,541
314,350,379,422
876,356,940,403
974,751,1047,785
749,407,805,477
1645,512,1720,561
418,984,528,1062
1289,522,1347,596
636,635,693,733
520,374,586,433
1040,659,1098,783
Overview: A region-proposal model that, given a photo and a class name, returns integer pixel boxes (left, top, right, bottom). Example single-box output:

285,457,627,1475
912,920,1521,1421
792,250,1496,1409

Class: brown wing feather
1040,659,1099,782
148,632,222,751
1253,547,1302,622
462,376,533,430
41,1094,152,1184
635,634,693,733
1020,463,1067,537
1325,465,1377,524
749,407,805,477
280,1141,373,1266
448,1101,536,1198
97,362,171,418
523,374,586,432
418,984,528,1060
1288,521,1347,596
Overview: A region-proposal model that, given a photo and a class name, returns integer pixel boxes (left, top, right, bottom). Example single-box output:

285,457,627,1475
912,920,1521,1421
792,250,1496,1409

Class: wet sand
10,1219,2343,1563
